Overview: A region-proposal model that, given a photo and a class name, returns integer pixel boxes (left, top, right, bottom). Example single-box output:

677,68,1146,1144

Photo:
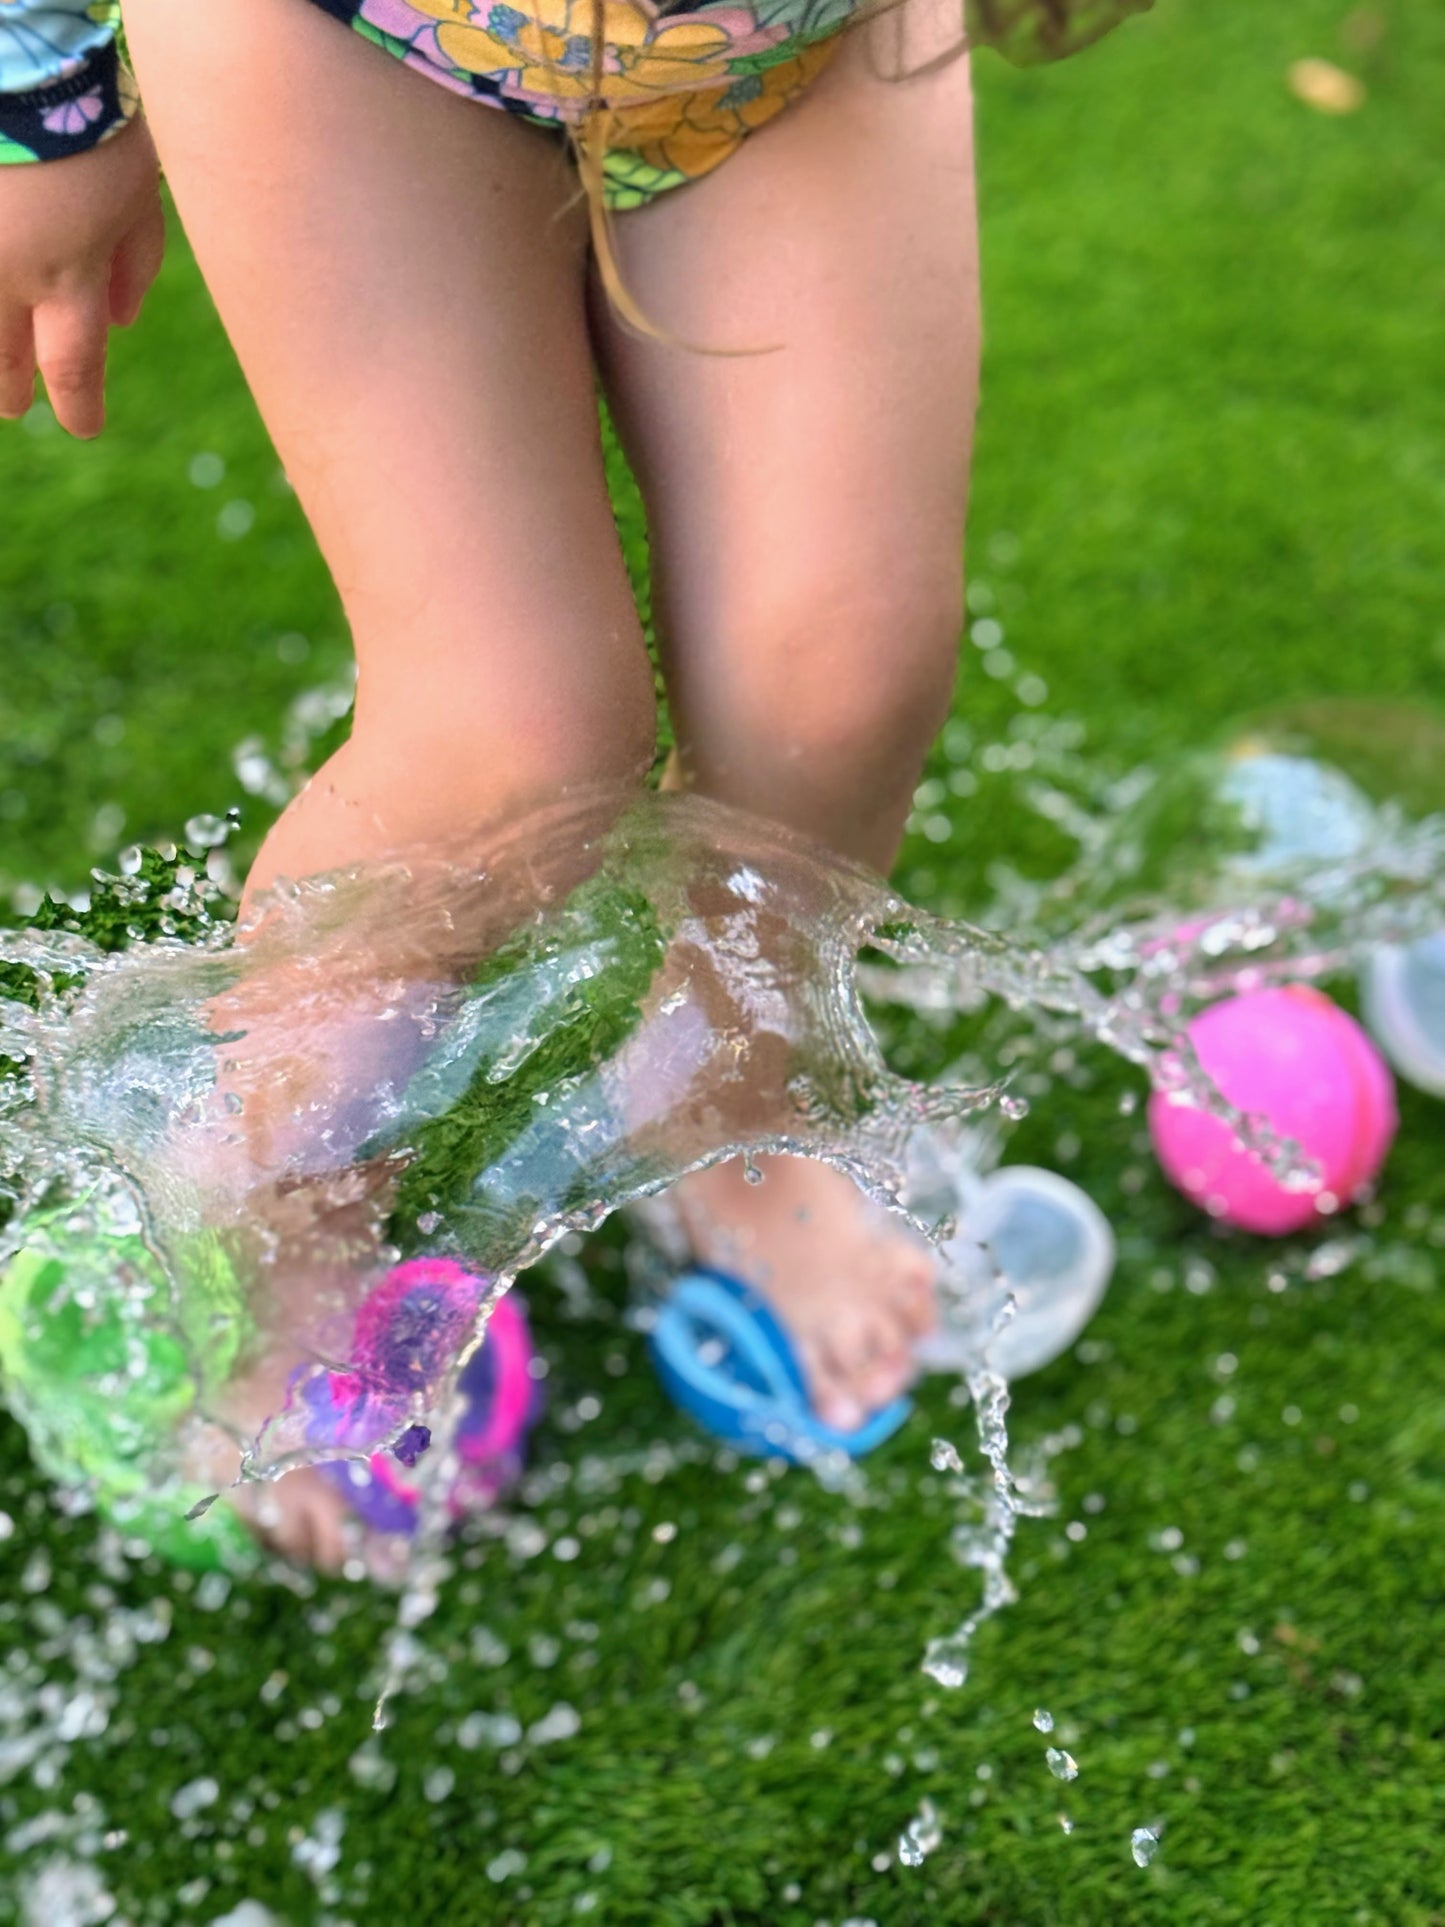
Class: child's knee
698,561,963,775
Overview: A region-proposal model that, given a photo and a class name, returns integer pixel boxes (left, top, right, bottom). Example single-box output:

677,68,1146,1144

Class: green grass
2,1,1444,1921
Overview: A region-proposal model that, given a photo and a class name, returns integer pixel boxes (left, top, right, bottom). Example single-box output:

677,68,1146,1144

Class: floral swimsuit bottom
0,0,1147,207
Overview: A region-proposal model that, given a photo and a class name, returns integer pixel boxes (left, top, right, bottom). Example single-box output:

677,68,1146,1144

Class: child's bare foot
177,1335,365,1574
229,1464,358,1574
672,1155,938,1432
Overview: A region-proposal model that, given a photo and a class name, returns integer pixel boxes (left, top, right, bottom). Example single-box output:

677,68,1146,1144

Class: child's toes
892,1259,939,1341
797,1331,866,1433
856,1328,915,1412
826,1308,905,1415
237,1468,354,1573
304,1492,354,1575
248,1495,311,1565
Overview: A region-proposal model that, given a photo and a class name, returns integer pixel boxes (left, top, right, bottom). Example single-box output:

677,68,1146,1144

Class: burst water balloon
0,788,1086,1550
0,755,1441,1686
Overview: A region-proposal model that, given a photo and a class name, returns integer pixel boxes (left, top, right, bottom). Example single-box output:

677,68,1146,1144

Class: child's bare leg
123,0,656,1558
125,0,653,896
592,0,980,1429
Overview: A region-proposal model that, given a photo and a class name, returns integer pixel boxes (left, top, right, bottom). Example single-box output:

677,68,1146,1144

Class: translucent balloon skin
0,1212,256,1569
1148,988,1398,1235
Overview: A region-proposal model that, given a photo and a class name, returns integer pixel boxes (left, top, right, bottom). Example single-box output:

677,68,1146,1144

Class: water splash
1131,1825,1161,1867
0,783,1160,1534
0,711,1442,1879
897,1796,942,1866
1,753,1440,1542
919,1351,1026,1691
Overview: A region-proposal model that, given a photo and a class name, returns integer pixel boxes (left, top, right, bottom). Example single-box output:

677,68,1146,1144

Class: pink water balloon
1148,986,1397,1235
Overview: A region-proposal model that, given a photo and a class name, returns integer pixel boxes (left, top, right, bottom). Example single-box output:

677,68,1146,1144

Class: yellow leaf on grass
1287,57,1366,114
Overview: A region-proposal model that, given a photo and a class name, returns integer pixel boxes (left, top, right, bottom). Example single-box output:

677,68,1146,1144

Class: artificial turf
2,0,1443,1921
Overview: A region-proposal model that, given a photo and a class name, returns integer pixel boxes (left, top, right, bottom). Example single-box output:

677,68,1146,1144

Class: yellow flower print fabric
0,0,1152,192
307,0,1153,206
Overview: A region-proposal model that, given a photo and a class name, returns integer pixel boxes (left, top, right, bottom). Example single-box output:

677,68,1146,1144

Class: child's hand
0,116,165,439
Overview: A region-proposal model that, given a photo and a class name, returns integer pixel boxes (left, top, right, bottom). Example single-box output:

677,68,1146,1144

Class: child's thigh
123,0,647,750
591,0,979,671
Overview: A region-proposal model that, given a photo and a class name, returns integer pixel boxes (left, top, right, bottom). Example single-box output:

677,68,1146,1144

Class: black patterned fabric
0,5,135,165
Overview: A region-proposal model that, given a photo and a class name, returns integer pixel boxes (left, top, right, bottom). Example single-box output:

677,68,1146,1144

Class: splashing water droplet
526,1702,582,1746
930,1438,964,1474
1131,1826,1160,1868
183,813,233,850
897,1797,942,1868
921,1640,969,1690
169,1776,219,1820
1033,1707,1054,1733
1046,1748,1079,1782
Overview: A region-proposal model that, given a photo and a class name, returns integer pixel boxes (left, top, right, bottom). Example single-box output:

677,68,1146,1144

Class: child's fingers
0,309,36,422
31,282,110,439
109,197,167,328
